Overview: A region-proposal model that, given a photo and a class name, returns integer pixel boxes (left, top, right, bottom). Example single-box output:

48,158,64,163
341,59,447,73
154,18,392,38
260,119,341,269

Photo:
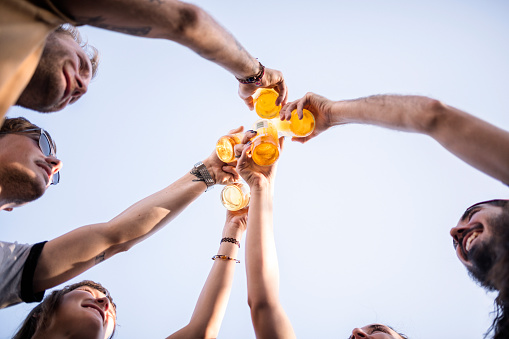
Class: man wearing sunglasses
2,0,287,121
0,117,241,309
0,118,61,212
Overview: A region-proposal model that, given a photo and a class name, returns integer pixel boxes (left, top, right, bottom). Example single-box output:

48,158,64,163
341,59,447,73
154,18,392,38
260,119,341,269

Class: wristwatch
193,161,215,191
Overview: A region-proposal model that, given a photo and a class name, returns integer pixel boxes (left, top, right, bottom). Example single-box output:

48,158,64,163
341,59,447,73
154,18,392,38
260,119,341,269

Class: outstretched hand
234,133,283,189
238,68,287,110
280,92,335,144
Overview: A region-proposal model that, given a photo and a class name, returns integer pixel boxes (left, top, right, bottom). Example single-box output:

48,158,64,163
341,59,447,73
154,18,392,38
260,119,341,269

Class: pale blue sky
1,1,509,338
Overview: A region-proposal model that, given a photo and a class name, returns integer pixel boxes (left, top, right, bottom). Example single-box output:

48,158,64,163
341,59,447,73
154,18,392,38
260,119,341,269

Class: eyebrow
460,205,483,222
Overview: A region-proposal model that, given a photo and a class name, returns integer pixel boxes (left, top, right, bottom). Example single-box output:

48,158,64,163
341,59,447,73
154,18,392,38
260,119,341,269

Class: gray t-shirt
0,241,46,308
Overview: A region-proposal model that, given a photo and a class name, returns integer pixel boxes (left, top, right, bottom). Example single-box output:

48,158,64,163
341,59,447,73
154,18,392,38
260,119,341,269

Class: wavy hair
12,280,116,339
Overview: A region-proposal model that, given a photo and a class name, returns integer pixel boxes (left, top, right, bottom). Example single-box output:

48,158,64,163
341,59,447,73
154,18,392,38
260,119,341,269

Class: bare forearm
169,224,242,338
50,0,259,78
245,186,280,309
336,95,509,183
108,172,206,250
33,170,207,292
334,95,438,133
245,185,296,338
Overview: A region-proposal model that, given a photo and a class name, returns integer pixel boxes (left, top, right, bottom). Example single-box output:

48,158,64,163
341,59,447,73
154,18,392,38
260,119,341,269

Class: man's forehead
460,200,507,222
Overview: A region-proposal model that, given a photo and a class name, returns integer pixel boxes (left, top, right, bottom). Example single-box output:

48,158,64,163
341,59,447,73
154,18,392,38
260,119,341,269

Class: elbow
247,296,273,316
416,97,449,135
170,3,201,37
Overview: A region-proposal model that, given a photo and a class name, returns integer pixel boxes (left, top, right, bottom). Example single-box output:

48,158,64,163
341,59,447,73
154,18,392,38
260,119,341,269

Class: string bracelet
221,237,240,248
212,255,240,264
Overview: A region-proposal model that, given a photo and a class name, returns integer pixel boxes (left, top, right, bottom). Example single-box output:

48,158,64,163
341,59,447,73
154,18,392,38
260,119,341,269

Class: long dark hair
12,280,115,339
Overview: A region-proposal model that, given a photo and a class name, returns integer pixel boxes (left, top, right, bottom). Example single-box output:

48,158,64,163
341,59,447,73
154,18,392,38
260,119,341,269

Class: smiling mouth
463,230,482,253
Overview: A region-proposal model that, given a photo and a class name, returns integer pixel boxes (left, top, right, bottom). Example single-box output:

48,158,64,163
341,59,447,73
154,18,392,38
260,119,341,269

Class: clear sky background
1,0,509,338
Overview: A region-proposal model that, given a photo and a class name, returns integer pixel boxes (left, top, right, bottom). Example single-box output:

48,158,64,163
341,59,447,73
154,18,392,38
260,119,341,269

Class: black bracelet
220,237,240,248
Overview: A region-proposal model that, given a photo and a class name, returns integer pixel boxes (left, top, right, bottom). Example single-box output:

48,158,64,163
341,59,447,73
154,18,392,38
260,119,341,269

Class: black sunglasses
0,128,60,185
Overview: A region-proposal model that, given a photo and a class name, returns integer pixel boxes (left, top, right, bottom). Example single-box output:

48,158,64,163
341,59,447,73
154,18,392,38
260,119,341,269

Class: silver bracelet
190,161,215,191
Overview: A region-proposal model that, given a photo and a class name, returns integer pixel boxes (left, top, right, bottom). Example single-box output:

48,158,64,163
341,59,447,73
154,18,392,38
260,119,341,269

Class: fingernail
246,141,252,146
246,130,257,135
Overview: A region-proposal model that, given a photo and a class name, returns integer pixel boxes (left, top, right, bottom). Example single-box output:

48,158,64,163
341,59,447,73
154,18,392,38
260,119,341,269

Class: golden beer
216,132,243,163
254,88,281,119
271,109,315,137
221,182,250,211
251,120,280,166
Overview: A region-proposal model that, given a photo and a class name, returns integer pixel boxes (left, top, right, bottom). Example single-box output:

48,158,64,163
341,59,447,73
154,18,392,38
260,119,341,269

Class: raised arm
32,150,238,293
236,136,296,339
168,209,247,339
47,0,287,107
281,92,509,185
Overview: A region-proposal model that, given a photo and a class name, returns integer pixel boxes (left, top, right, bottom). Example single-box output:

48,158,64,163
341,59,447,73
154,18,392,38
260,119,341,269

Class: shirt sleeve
0,241,47,308
20,241,47,303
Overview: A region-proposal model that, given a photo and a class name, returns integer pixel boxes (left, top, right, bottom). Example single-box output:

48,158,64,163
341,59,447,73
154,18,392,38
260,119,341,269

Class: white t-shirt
0,241,46,308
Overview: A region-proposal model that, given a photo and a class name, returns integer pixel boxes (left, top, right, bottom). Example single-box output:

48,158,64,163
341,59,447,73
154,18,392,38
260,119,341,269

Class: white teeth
465,231,481,252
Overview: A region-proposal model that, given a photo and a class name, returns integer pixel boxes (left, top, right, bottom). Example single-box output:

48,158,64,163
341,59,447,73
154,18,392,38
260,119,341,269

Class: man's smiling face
450,200,509,287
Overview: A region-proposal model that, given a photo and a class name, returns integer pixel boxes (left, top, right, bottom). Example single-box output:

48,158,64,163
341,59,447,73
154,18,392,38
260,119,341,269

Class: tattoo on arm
75,16,152,37
95,252,106,265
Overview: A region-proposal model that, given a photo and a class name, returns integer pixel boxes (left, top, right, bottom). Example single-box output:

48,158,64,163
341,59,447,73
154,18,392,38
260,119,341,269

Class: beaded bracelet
220,237,240,248
236,61,265,86
212,255,240,264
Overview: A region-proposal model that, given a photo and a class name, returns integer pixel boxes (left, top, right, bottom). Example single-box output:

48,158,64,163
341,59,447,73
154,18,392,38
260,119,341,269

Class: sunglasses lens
39,132,53,157
52,171,60,185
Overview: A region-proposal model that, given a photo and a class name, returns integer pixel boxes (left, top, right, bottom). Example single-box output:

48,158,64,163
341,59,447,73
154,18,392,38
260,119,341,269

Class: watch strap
193,161,215,191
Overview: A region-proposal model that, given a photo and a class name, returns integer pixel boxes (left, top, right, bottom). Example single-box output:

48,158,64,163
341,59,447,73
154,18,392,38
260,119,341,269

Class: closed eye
370,324,391,334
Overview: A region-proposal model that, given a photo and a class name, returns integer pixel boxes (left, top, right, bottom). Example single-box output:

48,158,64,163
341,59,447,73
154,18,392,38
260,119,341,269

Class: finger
233,144,244,159
280,100,297,121
296,99,305,120
237,141,253,166
241,129,257,144
244,96,254,111
222,165,240,181
274,79,287,106
279,136,285,151
228,126,244,135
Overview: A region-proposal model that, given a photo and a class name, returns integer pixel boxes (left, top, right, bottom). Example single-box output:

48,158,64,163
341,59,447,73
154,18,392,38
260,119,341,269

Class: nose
450,223,469,243
46,156,63,174
71,73,89,99
351,328,368,338
96,296,110,312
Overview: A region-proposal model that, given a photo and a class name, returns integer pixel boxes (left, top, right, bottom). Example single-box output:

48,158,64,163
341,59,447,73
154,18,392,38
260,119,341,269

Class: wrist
246,178,273,191
222,225,244,239
190,161,215,191
236,61,265,86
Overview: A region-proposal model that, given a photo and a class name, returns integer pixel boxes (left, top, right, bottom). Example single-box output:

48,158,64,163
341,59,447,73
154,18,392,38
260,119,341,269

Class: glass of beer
251,120,280,166
253,88,281,119
221,182,250,211
216,132,243,163
271,109,315,137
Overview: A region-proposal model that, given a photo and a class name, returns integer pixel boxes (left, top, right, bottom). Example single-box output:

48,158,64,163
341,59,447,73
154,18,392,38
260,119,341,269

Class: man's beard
0,168,45,205
467,239,497,290
15,39,64,112
467,210,509,293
